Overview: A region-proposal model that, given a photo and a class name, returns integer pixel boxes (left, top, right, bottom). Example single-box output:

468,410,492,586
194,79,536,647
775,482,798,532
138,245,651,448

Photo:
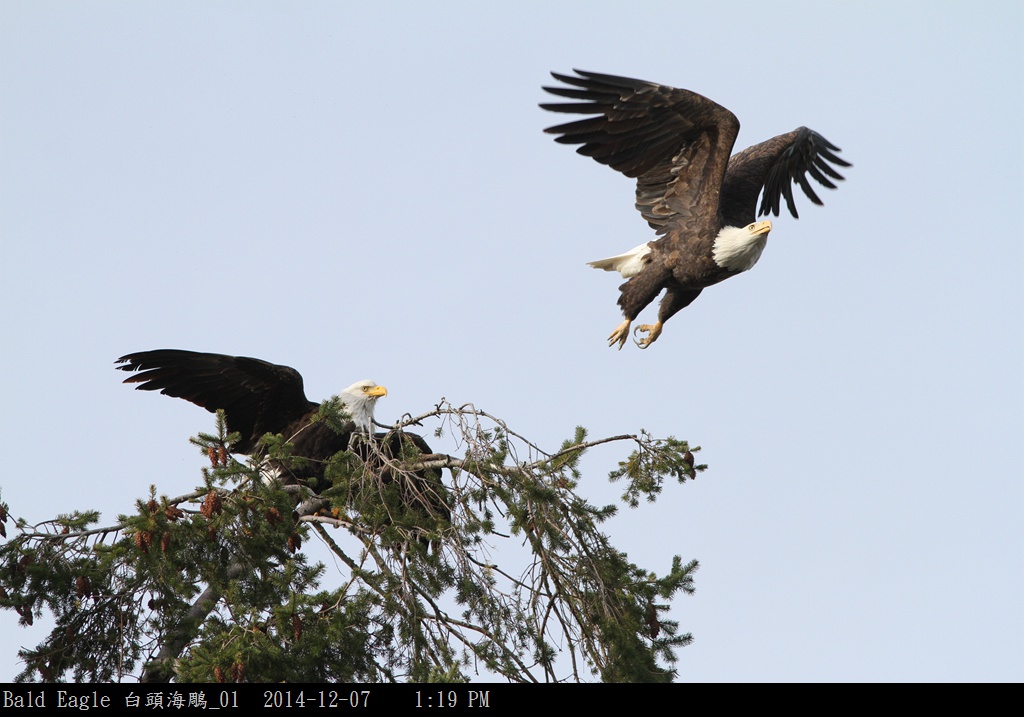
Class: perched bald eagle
116,350,449,543
542,70,850,349
117,350,387,465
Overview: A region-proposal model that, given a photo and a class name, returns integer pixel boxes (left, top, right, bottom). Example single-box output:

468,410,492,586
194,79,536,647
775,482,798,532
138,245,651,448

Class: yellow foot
608,319,632,350
633,322,663,349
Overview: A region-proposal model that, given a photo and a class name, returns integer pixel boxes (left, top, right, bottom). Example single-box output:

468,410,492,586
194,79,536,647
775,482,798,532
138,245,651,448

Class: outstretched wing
720,127,850,225
116,349,317,453
541,69,741,235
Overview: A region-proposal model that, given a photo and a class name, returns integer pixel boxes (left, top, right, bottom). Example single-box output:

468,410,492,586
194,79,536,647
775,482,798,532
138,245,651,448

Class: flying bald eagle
542,70,850,349
116,350,449,543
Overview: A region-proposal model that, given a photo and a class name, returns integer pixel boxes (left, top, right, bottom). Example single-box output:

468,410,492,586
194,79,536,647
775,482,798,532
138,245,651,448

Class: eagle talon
633,322,663,350
607,319,632,350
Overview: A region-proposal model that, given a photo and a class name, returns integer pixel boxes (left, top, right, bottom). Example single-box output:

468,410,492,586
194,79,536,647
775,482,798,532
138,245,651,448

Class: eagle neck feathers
711,225,768,273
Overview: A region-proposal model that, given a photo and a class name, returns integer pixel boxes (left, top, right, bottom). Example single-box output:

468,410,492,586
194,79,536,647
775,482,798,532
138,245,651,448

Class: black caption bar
2,684,647,712
1,684,641,711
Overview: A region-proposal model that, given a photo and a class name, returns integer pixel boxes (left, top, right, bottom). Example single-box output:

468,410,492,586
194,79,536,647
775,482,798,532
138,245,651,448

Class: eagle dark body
116,350,449,539
542,70,850,348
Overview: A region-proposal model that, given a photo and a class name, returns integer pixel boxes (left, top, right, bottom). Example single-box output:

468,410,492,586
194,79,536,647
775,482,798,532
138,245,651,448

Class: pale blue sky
2,1,1021,682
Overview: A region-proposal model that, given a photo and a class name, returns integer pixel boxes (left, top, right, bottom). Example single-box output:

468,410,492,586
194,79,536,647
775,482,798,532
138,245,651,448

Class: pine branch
3,400,704,682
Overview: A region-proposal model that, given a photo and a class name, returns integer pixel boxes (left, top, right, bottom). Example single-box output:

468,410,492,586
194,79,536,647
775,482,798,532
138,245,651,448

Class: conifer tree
0,400,704,682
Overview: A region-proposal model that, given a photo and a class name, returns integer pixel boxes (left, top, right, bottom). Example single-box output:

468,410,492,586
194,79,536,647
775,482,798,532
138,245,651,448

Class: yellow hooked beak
750,220,773,236
364,385,388,398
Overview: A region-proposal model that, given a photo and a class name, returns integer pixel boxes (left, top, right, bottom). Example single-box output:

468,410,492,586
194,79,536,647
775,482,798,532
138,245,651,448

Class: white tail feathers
586,243,652,278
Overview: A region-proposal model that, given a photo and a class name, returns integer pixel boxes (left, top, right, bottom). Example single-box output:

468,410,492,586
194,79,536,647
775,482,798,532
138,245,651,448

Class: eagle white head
340,379,387,432
712,220,773,272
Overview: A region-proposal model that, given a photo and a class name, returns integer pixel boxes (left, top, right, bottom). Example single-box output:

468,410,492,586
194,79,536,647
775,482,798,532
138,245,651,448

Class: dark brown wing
373,431,450,526
116,349,317,453
340,431,450,552
720,127,850,225
541,69,741,235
